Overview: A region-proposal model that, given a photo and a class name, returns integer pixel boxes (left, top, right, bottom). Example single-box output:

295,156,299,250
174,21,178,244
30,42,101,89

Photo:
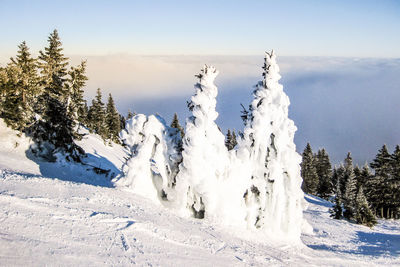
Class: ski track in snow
1,170,400,266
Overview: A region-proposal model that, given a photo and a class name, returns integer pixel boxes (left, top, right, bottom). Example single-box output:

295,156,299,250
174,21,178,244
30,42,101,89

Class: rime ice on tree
118,52,308,241
240,50,305,239
175,65,235,220
117,114,182,203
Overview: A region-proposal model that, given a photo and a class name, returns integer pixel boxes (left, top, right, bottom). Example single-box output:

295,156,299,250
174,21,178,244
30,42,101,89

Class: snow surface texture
1,119,399,266
118,53,307,241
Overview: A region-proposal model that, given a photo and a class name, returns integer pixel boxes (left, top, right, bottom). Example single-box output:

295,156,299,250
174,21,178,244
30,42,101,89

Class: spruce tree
231,130,238,150
87,88,106,138
300,143,319,194
343,168,357,221
127,109,135,120
343,152,357,221
170,113,184,138
30,30,83,161
67,60,88,127
330,177,343,219
225,129,233,150
391,145,400,218
225,129,238,150
370,145,392,218
79,101,89,127
357,164,372,189
315,148,333,199
355,186,377,227
119,114,126,131
105,93,121,144
1,41,39,131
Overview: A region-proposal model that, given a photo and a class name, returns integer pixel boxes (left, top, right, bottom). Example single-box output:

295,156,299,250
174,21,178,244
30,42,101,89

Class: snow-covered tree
239,51,305,239
330,177,343,219
118,114,182,203
355,186,377,227
225,129,238,151
175,65,236,221
343,153,357,220
170,113,184,138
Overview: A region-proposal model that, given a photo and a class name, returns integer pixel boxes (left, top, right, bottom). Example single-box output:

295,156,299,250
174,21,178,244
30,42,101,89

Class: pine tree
225,129,233,150
370,145,392,218
315,148,333,199
170,113,184,138
79,101,89,127
105,93,121,144
391,145,400,218
231,130,238,149
30,30,83,161
127,109,135,120
330,177,343,219
225,129,238,150
300,143,319,194
67,60,88,127
343,152,357,221
358,163,371,187
37,30,69,100
355,186,377,227
343,169,357,221
119,114,126,131
1,41,39,131
87,88,107,138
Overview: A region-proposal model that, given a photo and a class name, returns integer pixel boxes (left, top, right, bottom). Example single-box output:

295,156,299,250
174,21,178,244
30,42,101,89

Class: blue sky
1,0,399,57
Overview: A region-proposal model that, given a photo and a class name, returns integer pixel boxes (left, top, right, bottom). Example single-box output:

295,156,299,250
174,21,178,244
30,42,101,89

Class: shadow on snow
308,230,400,257
25,149,120,188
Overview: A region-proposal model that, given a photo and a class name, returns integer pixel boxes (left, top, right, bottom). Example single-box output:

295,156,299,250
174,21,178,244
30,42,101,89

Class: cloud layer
46,55,400,164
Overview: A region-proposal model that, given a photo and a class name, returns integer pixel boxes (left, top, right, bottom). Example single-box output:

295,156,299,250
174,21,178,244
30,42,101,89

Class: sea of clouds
12,54,400,164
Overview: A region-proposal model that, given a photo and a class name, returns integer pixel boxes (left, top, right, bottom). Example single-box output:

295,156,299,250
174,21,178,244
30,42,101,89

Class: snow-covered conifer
239,51,305,239
175,65,235,221
170,113,184,138
118,114,182,203
355,186,377,227
330,177,343,219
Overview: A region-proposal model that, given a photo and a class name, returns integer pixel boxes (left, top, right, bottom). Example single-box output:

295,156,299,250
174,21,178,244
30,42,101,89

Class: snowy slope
0,121,399,266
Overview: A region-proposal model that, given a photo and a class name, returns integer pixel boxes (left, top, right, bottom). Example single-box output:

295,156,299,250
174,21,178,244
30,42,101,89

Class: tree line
0,30,165,161
301,143,400,227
